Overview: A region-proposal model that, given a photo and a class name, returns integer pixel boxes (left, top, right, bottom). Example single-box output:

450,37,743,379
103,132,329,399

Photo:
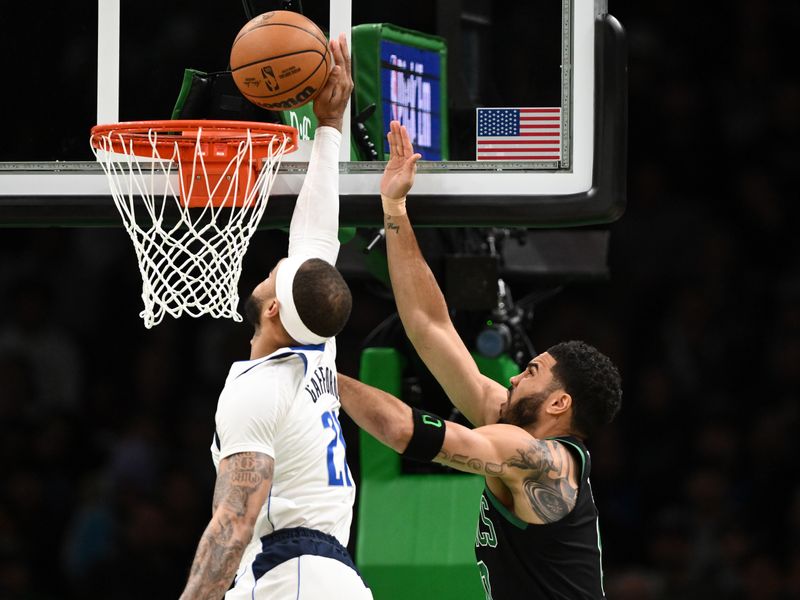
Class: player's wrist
312,125,343,145
381,194,407,216
316,119,344,132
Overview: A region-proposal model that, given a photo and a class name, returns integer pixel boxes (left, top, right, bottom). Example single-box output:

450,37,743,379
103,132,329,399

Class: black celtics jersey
474,436,605,599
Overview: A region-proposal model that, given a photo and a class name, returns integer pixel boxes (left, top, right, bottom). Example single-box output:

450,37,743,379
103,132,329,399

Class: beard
497,388,549,428
244,293,263,329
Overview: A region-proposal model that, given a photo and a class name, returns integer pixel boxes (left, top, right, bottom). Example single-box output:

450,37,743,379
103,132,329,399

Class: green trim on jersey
484,437,587,531
551,436,604,594
484,485,528,530
548,436,587,479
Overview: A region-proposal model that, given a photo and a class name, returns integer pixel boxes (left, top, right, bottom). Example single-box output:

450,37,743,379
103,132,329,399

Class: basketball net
91,123,295,328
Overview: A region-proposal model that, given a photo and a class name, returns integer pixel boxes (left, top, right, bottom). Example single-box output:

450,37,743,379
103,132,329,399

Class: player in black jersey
338,122,622,599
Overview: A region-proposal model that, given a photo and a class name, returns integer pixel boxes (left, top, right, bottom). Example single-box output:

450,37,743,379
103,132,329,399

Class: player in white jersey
179,35,372,600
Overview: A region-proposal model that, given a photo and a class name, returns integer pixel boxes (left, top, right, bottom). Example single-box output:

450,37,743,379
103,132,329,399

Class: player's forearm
338,374,412,453
383,211,451,335
179,514,253,600
383,210,493,426
288,126,342,264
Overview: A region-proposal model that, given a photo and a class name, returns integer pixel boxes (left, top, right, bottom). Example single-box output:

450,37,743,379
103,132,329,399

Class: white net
91,125,292,328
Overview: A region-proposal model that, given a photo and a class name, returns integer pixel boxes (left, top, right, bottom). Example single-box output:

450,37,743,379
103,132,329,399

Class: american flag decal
476,107,562,161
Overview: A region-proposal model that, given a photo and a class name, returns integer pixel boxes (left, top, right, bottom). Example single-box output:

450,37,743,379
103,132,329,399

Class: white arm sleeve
287,126,342,265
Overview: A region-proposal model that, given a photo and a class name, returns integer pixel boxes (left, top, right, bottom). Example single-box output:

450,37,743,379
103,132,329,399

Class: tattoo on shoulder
212,452,274,517
436,441,578,524
506,439,557,475
507,441,578,523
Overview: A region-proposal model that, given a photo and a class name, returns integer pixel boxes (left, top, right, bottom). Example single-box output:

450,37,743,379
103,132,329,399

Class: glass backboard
0,0,626,228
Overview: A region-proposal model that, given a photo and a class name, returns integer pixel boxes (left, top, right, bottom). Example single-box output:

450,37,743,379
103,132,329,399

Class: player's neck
249,328,294,360
527,419,576,441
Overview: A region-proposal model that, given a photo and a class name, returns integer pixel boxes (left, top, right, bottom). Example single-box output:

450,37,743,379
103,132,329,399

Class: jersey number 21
321,410,352,487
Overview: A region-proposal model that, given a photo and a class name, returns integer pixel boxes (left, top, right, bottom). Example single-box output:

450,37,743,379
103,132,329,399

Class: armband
401,408,446,462
381,194,407,217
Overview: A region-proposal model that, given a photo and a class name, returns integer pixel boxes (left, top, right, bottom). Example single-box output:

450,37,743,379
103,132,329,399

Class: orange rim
90,119,300,160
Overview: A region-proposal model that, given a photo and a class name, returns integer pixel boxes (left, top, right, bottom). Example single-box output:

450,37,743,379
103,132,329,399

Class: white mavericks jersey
210,339,356,580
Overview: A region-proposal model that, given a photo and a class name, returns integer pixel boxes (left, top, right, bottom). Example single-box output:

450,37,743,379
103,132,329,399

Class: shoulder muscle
507,440,579,523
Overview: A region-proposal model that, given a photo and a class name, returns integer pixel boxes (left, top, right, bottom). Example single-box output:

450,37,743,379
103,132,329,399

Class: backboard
0,0,626,228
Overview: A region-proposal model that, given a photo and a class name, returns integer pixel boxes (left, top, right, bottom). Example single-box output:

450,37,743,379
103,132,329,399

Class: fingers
398,121,408,158
387,121,403,159
326,39,341,93
386,120,418,160
391,121,400,158
381,121,419,198
386,122,395,158
329,37,342,71
386,131,395,158
313,33,353,125
386,120,423,179
338,33,352,78
326,34,353,101
399,124,414,157
328,36,351,83
329,63,342,88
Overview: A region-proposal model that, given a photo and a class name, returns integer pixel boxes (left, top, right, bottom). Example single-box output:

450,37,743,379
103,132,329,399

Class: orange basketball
230,11,332,111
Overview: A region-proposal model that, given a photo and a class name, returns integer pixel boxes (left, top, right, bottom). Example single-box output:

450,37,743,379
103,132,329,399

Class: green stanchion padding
351,25,382,161
357,347,484,600
358,348,404,480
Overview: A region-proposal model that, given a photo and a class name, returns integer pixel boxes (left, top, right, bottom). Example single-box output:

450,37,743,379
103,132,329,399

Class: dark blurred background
1,1,799,598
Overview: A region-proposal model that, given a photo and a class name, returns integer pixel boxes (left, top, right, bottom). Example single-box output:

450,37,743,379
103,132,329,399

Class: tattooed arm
179,451,274,600
436,423,579,524
338,374,577,523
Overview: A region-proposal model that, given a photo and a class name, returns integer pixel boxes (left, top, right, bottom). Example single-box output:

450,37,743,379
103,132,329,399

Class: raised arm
338,374,578,524
179,451,273,600
381,122,507,426
287,34,353,265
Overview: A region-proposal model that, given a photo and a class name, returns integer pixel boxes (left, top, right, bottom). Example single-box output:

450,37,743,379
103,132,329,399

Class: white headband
275,255,328,345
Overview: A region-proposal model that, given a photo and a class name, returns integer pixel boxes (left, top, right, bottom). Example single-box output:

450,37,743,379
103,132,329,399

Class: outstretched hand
381,121,422,200
313,33,353,132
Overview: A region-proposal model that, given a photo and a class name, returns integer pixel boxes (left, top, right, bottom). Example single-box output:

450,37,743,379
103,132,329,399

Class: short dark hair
547,340,622,439
292,258,352,338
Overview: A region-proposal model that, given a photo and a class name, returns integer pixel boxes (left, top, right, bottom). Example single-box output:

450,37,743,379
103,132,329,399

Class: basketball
230,11,332,111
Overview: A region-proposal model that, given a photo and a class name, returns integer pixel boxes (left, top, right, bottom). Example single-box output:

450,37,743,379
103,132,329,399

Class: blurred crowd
595,1,800,597
2,0,799,598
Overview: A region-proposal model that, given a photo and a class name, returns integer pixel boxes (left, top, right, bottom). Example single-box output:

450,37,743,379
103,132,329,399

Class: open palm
380,121,422,199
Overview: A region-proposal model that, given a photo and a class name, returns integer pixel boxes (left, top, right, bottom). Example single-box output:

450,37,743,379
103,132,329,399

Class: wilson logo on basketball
259,86,317,109
260,66,279,92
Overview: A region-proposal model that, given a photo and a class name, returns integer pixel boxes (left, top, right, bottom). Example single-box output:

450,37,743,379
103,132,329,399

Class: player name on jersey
305,366,339,403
